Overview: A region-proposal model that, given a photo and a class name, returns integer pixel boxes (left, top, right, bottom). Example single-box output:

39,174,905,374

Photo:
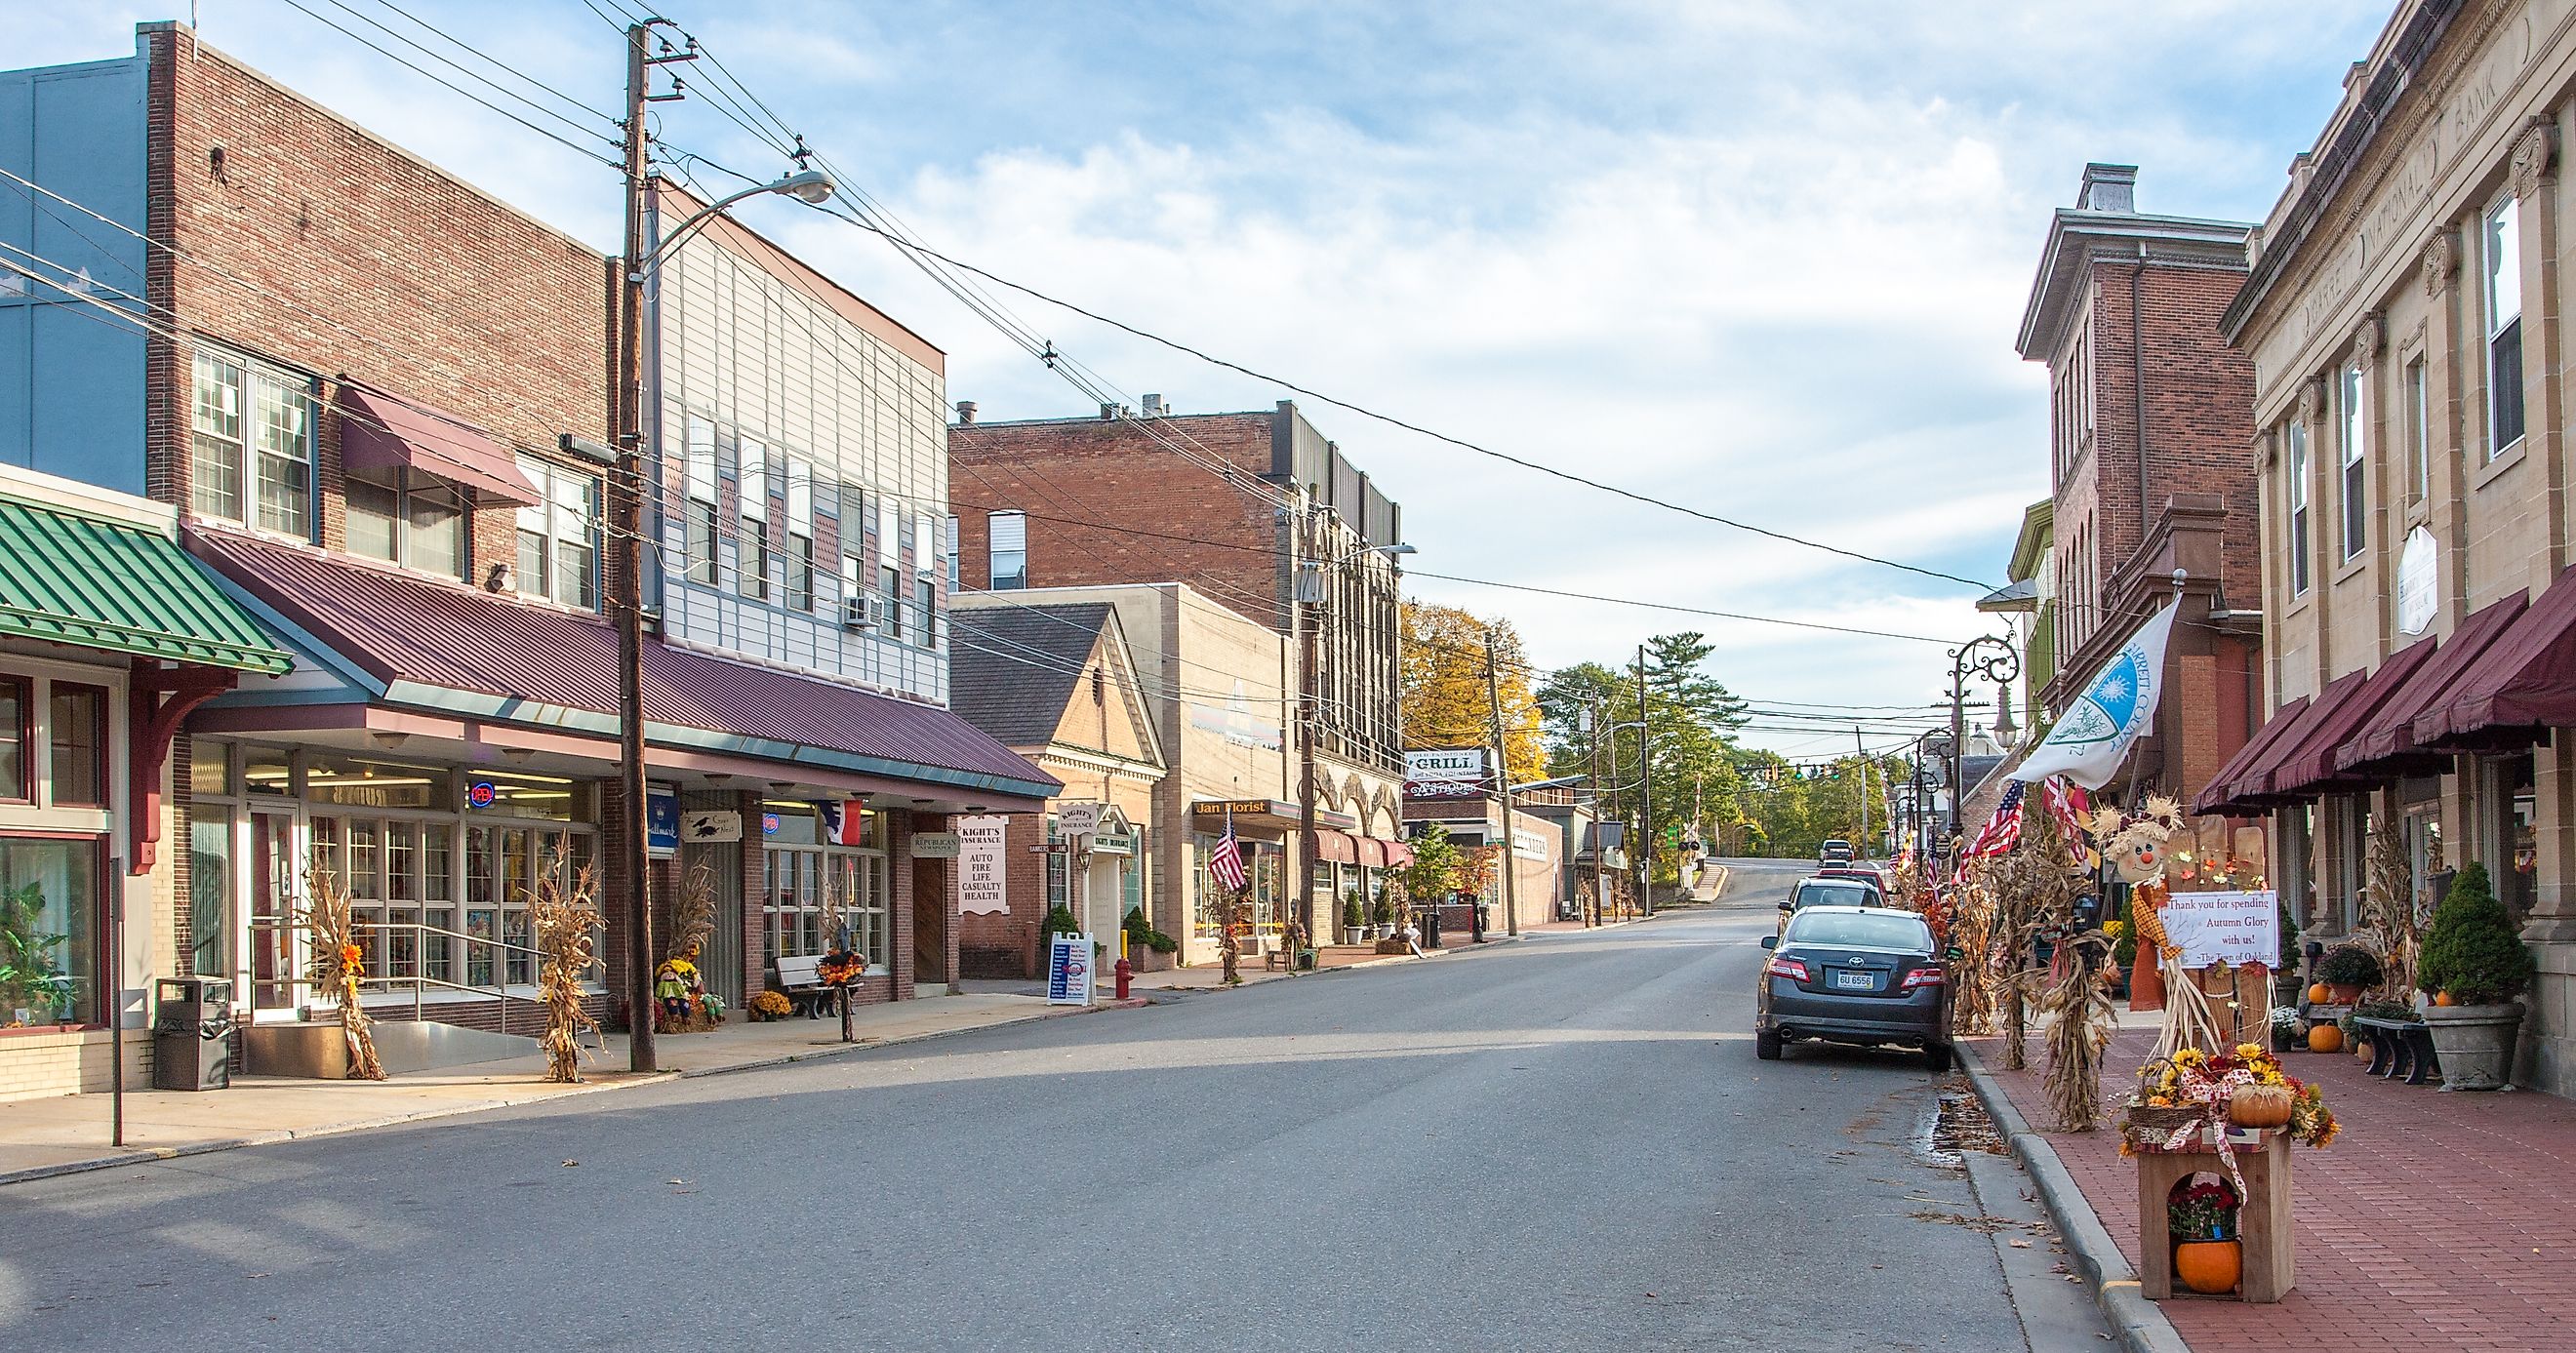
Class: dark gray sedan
1755,905,1952,1071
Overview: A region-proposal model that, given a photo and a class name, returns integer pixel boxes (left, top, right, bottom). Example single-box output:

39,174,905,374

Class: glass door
249,808,302,1015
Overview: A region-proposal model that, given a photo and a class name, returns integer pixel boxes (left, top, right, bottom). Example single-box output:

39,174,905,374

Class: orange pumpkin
2307,982,2330,1004
2175,1239,2242,1295
2435,990,2458,1008
2229,1085,2295,1130
2307,1022,2344,1054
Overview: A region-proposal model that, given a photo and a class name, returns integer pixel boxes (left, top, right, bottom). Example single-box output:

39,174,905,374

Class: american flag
1208,812,1248,893
2040,776,2092,846
1964,780,2026,858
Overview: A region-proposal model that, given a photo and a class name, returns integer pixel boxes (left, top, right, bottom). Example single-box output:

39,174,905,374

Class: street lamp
1295,529,1415,955
1943,637,2019,847
607,28,840,1072
1909,728,1953,861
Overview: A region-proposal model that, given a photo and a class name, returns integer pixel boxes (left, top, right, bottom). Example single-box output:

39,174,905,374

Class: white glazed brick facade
646,194,950,703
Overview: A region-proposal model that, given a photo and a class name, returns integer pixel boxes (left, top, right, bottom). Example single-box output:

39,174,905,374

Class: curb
1,998,1151,1190
1956,1040,2193,1353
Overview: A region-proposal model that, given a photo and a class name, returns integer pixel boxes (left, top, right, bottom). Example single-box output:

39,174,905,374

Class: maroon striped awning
2193,695,2313,816
336,381,541,506
1313,829,1358,864
188,526,1058,798
2262,637,2442,800
1353,836,1388,868
2414,566,2576,752
2337,593,2528,776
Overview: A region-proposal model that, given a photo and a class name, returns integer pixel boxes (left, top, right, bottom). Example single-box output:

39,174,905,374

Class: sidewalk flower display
816,950,865,987
747,990,793,1021
2169,1178,2243,1294
2127,1044,2338,1156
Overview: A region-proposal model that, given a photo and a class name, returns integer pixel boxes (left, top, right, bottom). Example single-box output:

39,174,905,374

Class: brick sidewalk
1978,1022,2576,1351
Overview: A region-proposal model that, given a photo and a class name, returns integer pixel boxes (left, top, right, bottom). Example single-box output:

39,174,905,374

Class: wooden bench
2355,1015,2440,1086
773,954,833,1018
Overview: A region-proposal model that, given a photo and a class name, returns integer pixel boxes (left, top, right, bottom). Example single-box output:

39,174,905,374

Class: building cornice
2016,213,2254,360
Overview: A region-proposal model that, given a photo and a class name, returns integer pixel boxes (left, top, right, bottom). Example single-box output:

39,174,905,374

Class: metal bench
2355,1014,2440,1086
773,953,833,1018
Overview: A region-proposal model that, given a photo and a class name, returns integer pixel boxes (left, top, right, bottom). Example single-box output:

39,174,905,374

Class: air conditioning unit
842,594,883,631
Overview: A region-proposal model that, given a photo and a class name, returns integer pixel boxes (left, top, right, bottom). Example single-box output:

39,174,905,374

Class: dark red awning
337,382,542,506
1352,836,1388,868
2337,593,2528,776
2193,695,2314,816
2415,566,2576,752
1383,841,1416,868
2240,669,2368,800
2263,637,2442,799
1312,829,1358,863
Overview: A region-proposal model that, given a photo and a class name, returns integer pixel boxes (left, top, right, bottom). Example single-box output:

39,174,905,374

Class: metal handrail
244,919,607,1037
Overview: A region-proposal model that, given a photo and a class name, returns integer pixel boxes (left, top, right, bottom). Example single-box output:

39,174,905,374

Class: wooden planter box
2135,1129,2293,1302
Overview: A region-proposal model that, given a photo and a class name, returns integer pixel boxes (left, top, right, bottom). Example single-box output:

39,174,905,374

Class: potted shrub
1368,891,1395,939
1122,907,1181,973
2416,862,2537,1091
2314,943,2382,1004
2274,899,2305,1005
1342,891,1367,946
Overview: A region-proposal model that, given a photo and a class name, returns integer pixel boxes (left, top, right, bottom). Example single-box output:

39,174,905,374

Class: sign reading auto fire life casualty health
2154,890,2279,971
957,816,1010,915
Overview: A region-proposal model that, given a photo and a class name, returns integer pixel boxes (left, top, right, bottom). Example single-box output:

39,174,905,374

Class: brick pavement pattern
1982,1024,2576,1351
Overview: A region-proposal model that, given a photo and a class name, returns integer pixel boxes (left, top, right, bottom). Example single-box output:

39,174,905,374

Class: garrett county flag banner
2010,602,2179,790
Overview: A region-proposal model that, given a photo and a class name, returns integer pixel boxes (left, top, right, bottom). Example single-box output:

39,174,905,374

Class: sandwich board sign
1047,933,1095,1006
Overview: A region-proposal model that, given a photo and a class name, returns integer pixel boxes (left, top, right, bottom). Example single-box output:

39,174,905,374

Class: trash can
152,976,234,1091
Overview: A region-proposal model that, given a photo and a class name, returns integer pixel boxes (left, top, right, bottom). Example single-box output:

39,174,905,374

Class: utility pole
1484,628,1521,937
1854,726,1870,861
1584,699,1604,927
612,20,693,1072
1293,497,1320,960
1633,645,1654,918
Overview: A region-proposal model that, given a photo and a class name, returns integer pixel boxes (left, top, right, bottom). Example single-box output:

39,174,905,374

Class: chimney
1141,393,1164,417
954,400,977,425
2076,163,2138,213
1100,402,1119,420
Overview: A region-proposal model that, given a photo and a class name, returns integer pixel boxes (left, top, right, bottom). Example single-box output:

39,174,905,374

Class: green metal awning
0,495,292,674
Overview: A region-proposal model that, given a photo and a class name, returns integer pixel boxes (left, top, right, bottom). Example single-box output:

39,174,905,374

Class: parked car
1815,864,1887,893
1755,905,1953,1070
1778,875,1881,932
1818,838,1855,865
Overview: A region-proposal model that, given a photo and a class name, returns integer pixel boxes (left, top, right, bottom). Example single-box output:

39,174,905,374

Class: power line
271,0,622,167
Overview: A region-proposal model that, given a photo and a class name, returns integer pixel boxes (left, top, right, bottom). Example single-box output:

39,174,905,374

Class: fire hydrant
1113,956,1133,1001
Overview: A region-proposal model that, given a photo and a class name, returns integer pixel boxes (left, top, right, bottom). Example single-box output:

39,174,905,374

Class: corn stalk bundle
299,864,385,1081
1985,803,2083,1070
2359,818,2418,1000
2041,930,2118,1131
532,864,601,1083
665,857,718,966
1948,869,2001,1037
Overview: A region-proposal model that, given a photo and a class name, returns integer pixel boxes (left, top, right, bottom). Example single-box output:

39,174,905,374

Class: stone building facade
2213,0,2576,1094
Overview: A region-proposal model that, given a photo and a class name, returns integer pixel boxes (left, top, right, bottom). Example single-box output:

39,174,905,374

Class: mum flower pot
2420,1001,2523,1091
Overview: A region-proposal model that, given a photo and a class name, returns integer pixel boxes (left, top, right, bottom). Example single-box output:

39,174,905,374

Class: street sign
1046,933,1095,1006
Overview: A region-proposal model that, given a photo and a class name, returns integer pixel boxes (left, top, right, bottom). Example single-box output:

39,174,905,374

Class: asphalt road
2,857,2073,1351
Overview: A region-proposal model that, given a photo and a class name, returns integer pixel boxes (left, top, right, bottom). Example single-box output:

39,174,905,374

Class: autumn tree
1537,635,1751,884
1401,602,1546,781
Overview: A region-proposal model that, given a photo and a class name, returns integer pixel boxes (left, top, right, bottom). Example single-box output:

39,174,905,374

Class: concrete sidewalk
0,991,1116,1187
1965,1014,2576,1352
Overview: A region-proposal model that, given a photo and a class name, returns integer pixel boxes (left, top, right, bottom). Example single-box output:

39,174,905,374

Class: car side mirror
1946,945,1963,962
1759,935,1779,950
1777,899,1793,911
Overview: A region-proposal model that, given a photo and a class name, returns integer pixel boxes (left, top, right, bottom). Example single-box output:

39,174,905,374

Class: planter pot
1342,928,1367,946
2421,1001,2524,1091
2173,1239,2241,1295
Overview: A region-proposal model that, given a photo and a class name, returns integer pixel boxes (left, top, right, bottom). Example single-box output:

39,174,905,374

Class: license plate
1835,971,1875,991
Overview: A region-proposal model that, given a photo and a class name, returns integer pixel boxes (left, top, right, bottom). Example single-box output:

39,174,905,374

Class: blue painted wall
0,52,148,495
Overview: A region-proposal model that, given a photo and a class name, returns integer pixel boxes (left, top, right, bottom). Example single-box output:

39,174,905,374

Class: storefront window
244,745,295,797
763,833,888,970
0,677,25,802
465,770,583,820
307,753,449,810
49,683,104,808
189,809,232,979
0,836,101,1025
190,740,232,797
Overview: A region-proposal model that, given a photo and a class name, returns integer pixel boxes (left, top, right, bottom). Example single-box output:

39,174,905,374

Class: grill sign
1404,748,1486,798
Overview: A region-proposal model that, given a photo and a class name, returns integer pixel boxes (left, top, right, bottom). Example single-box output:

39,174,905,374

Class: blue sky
21,0,2395,755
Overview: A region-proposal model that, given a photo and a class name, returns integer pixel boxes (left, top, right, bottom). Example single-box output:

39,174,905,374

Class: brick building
0,25,1048,1094
948,402,1408,945
2013,163,2268,882
2202,0,2576,1095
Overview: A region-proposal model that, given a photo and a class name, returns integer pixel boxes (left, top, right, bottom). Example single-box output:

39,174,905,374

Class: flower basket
2122,1104,2207,1153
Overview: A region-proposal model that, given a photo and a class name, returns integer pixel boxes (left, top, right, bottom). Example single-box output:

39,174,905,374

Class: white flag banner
2010,602,2179,790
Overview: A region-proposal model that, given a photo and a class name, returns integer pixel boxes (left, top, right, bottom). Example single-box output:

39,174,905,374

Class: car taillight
1765,956,1810,982
1902,968,1945,990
